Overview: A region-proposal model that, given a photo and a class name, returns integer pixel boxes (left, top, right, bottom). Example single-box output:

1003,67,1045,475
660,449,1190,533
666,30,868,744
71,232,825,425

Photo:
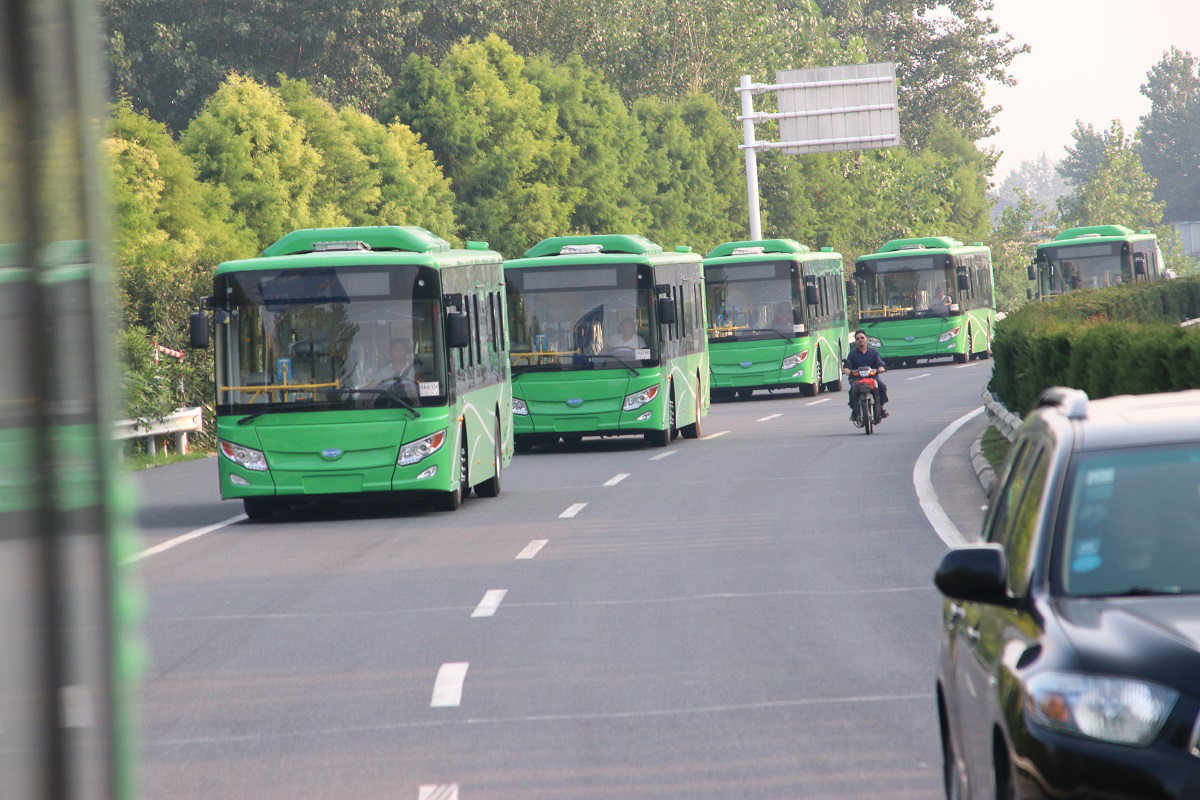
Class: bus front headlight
866,336,882,347
623,384,659,411
938,326,961,343
512,397,529,416
220,440,268,472
398,429,447,466
781,351,809,370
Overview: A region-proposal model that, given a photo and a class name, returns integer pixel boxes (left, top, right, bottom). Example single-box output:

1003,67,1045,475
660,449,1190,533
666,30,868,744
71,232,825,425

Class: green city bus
852,236,996,365
703,239,848,399
1030,225,1164,299
191,226,512,517
504,235,708,450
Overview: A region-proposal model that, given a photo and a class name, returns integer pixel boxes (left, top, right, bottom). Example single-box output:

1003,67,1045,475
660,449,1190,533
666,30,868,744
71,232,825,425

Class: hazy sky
982,0,1200,179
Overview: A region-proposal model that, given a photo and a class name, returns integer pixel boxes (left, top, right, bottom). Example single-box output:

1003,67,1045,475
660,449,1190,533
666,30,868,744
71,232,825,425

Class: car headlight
623,384,659,412
866,336,882,347
938,326,961,343
220,440,268,472
781,350,809,370
398,429,447,466
512,397,529,416
1026,672,1178,746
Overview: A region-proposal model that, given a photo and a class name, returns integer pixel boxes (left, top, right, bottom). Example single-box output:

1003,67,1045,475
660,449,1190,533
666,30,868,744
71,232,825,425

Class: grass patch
122,449,214,472
980,426,1011,472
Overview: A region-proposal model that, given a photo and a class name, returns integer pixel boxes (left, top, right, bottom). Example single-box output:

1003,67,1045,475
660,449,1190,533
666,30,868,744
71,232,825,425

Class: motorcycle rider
842,329,889,422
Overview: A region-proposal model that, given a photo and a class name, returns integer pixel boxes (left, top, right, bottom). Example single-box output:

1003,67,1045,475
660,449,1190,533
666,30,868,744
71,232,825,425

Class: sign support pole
738,75,763,241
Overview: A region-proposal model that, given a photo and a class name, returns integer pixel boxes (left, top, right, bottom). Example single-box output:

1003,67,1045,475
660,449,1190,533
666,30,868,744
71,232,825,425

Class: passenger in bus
606,318,647,352
366,337,422,389
843,329,889,421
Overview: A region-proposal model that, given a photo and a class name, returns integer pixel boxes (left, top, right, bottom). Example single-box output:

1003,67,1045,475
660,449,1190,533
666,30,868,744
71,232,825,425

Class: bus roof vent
523,235,663,259
1036,387,1089,420
706,239,809,258
263,226,451,256
877,236,961,253
1054,225,1134,242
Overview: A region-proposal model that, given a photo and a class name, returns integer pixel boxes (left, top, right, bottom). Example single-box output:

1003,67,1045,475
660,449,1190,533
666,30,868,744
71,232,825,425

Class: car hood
1054,595,1200,694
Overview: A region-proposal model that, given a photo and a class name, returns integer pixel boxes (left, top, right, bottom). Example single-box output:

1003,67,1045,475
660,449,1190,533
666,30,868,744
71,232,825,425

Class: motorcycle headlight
1026,672,1177,746
866,336,882,347
938,326,961,343
220,440,268,472
781,350,809,370
512,397,529,416
398,429,447,466
623,384,659,412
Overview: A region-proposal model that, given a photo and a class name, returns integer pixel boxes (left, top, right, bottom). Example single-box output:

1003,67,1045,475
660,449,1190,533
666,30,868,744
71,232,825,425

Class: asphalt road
132,359,993,800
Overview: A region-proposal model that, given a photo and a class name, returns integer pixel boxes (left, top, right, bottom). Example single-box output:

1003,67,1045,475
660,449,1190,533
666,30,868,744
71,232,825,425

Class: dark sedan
935,387,1200,799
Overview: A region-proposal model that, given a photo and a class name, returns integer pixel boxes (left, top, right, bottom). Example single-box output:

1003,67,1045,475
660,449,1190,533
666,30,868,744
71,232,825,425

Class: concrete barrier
981,386,1022,443
114,406,203,457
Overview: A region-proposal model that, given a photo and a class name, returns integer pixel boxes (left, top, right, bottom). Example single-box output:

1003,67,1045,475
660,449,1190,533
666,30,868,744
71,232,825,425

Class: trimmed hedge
991,277,1200,414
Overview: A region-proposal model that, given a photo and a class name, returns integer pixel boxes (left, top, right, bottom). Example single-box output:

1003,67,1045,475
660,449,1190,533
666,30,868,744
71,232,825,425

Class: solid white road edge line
471,590,507,618
701,430,730,440
559,503,587,518
806,398,830,406
756,414,782,422
914,406,985,548
126,513,247,564
516,540,548,559
603,473,629,486
430,663,469,708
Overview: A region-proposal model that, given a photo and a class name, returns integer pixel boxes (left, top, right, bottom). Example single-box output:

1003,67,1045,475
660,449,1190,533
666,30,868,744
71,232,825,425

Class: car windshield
1057,444,1200,597
1041,243,1129,294
856,255,956,319
705,260,805,342
215,264,447,415
505,262,657,374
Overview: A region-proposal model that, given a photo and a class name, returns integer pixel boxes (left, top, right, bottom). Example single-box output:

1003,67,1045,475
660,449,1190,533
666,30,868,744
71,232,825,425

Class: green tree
1057,121,1113,189
102,0,421,131
634,93,747,253
815,0,1028,146
992,153,1069,221
988,190,1055,314
1138,47,1200,223
181,74,323,251
1059,122,1162,230
523,54,654,235
381,35,579,257
338,109,460,239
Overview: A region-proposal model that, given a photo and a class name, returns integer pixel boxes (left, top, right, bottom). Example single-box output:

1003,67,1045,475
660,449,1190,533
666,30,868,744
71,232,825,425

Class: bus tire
680,376,702,439
668,390,679,441
243,496,280,521
474,418,502,498
434,427,469,512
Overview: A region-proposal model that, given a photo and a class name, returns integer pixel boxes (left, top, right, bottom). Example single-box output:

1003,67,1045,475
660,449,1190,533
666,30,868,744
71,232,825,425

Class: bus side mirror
845,280,855,299
804,284,819,306
1133,253,1146,276
1026,262,1036,281
957,274,970,291
1027,288,1034,301
188,312,210,349
657,296,676,325
446,311,470,348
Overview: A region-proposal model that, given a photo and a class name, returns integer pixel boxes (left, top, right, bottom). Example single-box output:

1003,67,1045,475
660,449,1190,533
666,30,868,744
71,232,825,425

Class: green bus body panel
1035,227,1157,254
263,225,452,256
505,237,708,439
876,236,962,253
704,247,848,392
858,310,993,359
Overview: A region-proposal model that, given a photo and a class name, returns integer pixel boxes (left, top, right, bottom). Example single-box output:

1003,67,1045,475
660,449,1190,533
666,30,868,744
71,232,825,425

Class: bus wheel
681,378,702,439
668,390,679,441
952,334,969,364
434,428,468,512
475,419,502,498
243,496,280,521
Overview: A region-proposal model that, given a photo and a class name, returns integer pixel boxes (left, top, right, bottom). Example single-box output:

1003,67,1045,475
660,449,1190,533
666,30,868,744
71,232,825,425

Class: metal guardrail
981,387,1022,443
114,406,203,457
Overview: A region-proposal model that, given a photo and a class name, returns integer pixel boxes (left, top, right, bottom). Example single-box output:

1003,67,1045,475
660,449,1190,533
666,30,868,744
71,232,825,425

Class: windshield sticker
1085,468,1115,486
635,348,651,360
793,324,806,334
419,381,440,397
1071,538,1102,573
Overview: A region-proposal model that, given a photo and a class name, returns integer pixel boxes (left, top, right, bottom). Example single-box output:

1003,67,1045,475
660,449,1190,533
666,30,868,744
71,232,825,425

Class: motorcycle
848,365,882,434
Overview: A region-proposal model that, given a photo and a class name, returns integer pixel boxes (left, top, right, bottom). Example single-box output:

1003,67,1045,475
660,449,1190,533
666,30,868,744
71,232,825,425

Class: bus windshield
215,264,447,415
705,260,803,342
506,262,657,374
857,255,956,319
1042,243,1128,294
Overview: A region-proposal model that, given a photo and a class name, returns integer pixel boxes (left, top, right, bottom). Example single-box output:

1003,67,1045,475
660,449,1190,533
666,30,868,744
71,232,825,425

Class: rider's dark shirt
844,346,884,371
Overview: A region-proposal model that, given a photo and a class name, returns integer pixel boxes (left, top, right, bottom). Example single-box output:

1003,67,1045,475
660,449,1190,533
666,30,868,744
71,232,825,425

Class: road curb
970,434,997,498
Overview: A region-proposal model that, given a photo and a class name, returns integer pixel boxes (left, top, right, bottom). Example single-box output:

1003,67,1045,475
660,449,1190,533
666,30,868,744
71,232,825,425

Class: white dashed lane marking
559,503,587,518
471,590,507,618
701,430,730,440
908,373,932,381
649,451,677,461
756,414,781,422
806,398,830,406
603,473,629,486
516,540,548,559
418,786,458,800
430,663,469,708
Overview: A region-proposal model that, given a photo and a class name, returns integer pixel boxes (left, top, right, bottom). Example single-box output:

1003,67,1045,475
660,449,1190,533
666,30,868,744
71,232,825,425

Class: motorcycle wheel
863,396,874,435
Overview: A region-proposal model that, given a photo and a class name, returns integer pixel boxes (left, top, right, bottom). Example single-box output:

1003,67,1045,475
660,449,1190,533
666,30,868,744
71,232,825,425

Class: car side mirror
188,312,210,349
446,311,470,349
934,545,1010,605
804,284,819,306
657,296,676,325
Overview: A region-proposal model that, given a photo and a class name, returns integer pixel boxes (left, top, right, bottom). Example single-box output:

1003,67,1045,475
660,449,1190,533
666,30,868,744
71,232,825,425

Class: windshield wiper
741,328,790,341
597,351,641,377
328,387,421,419
236,402,340,425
